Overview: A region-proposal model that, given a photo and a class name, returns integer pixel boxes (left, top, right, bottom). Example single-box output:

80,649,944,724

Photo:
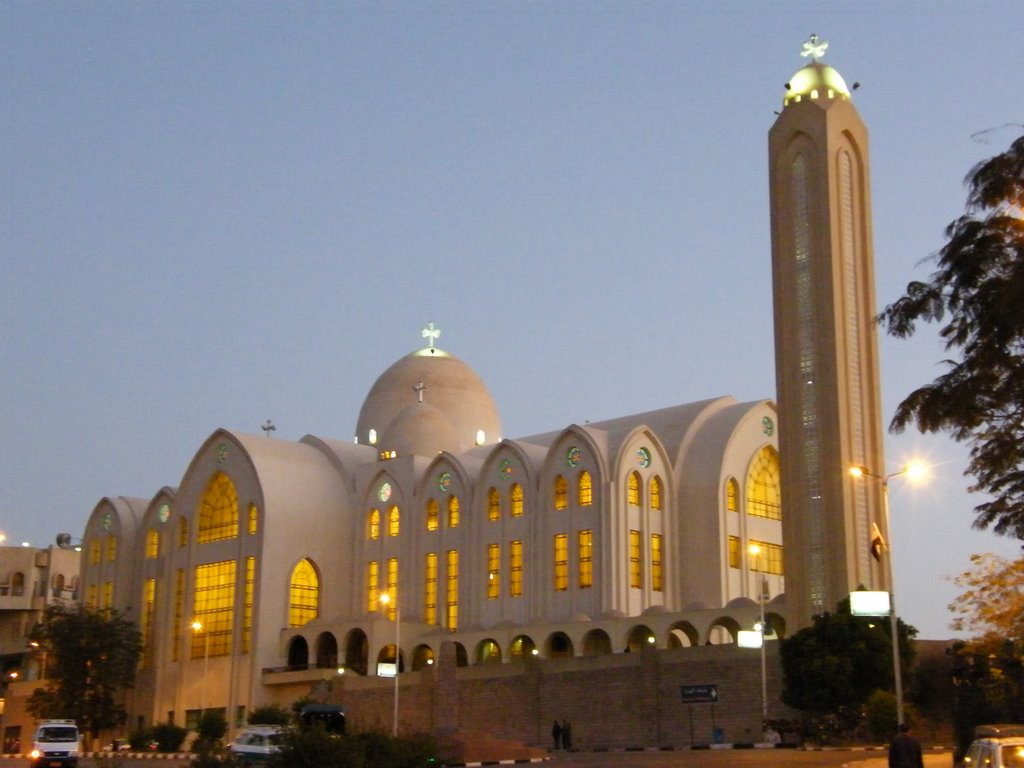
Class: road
2,749,954,768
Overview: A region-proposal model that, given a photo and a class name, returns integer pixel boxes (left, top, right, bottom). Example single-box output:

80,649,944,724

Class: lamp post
849,462,925,727
191,620,209,714
378,592,400,737
748,544,769,723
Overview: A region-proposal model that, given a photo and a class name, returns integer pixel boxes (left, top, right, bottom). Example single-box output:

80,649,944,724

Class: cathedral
65,38,887,741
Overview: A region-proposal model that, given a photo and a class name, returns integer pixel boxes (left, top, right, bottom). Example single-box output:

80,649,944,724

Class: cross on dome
801,33,828,62
422,322,441,348
414,381,426,403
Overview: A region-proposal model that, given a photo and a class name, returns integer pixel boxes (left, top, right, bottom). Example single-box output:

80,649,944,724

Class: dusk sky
3,2,1021,640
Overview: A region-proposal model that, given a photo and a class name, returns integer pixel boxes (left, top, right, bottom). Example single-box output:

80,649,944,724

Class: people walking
551,720,562,750
888,723,924,768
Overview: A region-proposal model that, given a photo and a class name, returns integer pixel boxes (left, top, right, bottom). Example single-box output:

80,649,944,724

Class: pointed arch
426,498,439,531
628,471,641,506
197,471,239,543
747,445,782,520
487,487,500,521
289,559,319,628
578,470,593,506
510,483,524,517
367,508,381,540
554,475,567,510
649,475,662,511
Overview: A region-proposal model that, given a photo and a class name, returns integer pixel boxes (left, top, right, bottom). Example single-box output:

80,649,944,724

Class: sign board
680,684,718,703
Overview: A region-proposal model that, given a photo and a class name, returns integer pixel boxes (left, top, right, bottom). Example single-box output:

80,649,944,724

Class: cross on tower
422,322,441,349
414,381,426,403
801,33,828,61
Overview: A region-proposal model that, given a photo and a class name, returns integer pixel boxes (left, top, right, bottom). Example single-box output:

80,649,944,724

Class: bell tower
769,36,887,628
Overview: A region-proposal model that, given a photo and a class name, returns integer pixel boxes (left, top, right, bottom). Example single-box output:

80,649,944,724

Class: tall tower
769,37,887,629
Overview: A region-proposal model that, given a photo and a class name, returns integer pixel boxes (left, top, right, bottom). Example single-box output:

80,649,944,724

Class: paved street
0,748,953,768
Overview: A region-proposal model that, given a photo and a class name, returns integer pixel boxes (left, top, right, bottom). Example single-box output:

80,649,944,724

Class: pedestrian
562,720,572,750
551,720,562,750
888,723,924,768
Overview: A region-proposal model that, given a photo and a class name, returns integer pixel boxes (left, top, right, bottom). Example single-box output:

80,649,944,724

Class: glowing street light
848,461,927,726
378,592,400,737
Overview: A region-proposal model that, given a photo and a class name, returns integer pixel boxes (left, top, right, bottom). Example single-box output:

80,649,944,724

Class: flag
870,522,887,561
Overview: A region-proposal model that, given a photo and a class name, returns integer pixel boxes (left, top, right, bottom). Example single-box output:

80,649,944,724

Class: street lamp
849,462,926,726
191,621,210,714
378,592,400,737
748,544,769,723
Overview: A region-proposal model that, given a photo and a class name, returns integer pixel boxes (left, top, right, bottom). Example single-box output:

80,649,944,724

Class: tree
26,604,142,742
878,134,1024,539
948,552,1024,643
779,599,917,714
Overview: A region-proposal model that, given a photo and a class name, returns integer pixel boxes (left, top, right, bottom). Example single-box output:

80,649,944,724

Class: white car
229,726,284,765
962,724,1024,768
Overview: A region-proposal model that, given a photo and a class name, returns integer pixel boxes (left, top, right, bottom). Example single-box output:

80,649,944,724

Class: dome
783,62,851,106
356,346,501,455
379,402,461,457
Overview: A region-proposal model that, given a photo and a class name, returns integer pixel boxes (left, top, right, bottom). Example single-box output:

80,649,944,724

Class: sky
2,1,1022,641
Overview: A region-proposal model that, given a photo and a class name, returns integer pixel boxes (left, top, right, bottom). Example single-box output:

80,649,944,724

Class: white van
962,724,1024,768
229,725,284,765
30,720,81,768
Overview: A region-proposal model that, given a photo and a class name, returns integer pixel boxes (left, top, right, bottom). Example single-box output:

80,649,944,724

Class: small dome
379,402,461,457
356,346,501,455
784,62,851,106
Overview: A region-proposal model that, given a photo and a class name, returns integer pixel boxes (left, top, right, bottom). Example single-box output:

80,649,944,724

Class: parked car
229,726,284,766
962,724,1024,768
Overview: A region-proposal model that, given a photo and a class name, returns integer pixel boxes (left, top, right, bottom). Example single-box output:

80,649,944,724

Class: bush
268,724,441,768
247,704,291,725
192,710,229,754
151,723,188,753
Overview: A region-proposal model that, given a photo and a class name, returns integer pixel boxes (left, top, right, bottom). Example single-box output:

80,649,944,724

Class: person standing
551,720,562,750
889,723,924,768
562,720,572,750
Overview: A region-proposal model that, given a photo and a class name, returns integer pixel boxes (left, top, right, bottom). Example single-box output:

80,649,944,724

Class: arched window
511,483,524,517
650,476,662,511
426,499,439,531
554,475,567,510
178,516,189,547
106,535,118,562
578,471,593,506
289,559,319,628
628,471,641,506
487,487,500,521
367,509,380,540
197,472,239,543
248,503,259,535
726,478,739,512
447,496,459,528
747,447,782,520
388,506,400,537
145,530,159,559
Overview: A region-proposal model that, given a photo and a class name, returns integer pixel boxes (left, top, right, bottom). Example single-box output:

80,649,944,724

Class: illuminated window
747,446,782,520
197,472,239,543
554,476,567,510
106,535,118,562
146,530,159,559
385,558,398,620
554,534,568,591
629,529,642,588
424,553,438,625
289,559,319,628
140,579,156,667
172,569,185,661
578,530,592,588
511,483,524,517
749,539,784,576
728,535,741,569
192,559,236,657
178,517,189,547
651,533,663,592
367,561,379,612
628,472,641,506
248,504,258,535
102,581,114,607
487,487,500,521
89,539,100,565
510,540,523,597
85,584,97,608
447,496,460,528
650,476,662,511
487,543,500,600
426,499,439,531
578,471,593,506
446,550,459,632
388,506,400,537
726,478,739,512
368,509,380,540
242,557,254,653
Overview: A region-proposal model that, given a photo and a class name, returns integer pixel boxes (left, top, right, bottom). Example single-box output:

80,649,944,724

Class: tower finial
422,321,441,349
800,33,828,62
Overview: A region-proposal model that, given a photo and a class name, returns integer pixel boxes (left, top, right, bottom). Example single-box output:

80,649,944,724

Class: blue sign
680,684,718,703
